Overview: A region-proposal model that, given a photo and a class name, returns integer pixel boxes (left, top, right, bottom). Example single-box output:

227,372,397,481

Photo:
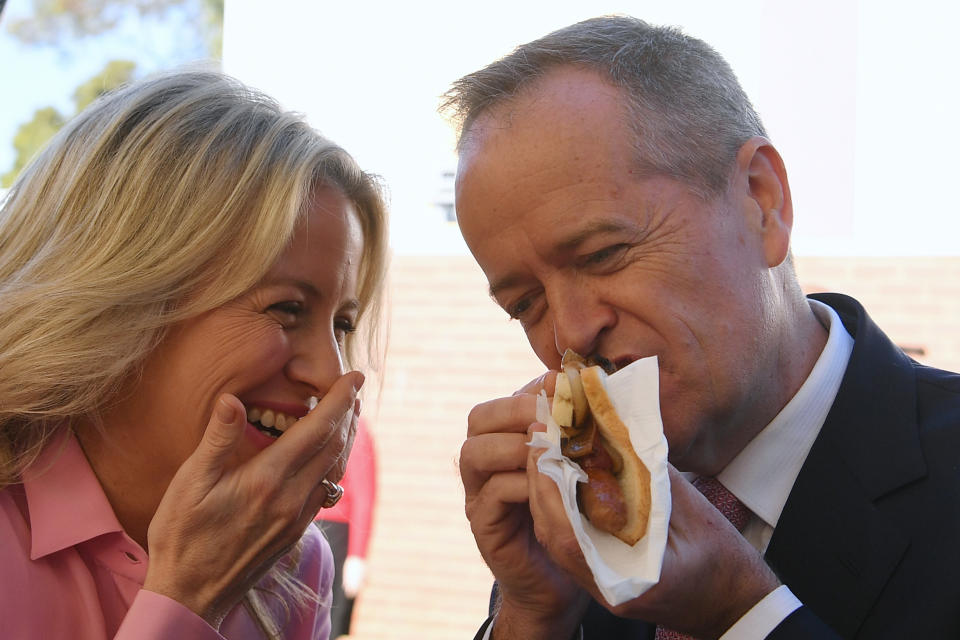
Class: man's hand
460,372,589,640
526,433,780,639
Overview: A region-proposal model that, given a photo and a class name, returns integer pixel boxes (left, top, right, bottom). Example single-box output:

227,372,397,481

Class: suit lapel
766,437,910,636
766,294,925,637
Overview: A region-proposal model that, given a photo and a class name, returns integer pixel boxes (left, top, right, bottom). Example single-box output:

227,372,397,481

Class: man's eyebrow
488,273,524,301
554,219,635,253
487,219,635,300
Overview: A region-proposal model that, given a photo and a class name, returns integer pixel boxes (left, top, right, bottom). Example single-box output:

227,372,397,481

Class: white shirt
719,299,854,639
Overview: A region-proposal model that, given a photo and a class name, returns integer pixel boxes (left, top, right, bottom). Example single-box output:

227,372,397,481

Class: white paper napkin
529,355,671,606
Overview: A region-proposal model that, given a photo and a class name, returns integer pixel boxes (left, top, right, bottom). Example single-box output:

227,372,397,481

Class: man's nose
550,285,616,359
285,332,346,395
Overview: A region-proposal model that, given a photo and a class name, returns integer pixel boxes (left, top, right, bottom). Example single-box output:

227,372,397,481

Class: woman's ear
735,137,794,268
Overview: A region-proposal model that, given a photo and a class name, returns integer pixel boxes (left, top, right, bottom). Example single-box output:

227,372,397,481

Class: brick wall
346,254,960,639
795,256,960,372
349,255,542,640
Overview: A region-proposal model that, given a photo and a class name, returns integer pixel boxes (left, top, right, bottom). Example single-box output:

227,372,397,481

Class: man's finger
460,432,530,495
525,426,559,541
524,429,600,601
467,394,540,437
466,470,531,531
513,370,558,397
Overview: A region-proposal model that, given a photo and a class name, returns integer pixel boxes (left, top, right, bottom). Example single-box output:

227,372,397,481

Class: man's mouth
587,354,639,374
246,407,299,438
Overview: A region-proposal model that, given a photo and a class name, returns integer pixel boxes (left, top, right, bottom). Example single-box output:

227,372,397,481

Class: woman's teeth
246,407,297,436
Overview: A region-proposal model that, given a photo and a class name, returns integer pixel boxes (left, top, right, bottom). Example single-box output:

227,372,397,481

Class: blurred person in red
314,418,377,638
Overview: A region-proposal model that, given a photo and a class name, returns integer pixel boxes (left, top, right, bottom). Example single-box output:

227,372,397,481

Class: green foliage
1,107,65,188
73,59,136,111
2,0,224,184
199,0,224,57
7,0,223,52
8,0,185,45
1,59,137,188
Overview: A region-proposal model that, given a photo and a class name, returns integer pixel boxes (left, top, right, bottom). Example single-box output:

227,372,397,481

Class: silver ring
321,479,344,508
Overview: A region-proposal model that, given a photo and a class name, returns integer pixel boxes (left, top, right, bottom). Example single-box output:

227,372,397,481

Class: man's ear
735,137,793,268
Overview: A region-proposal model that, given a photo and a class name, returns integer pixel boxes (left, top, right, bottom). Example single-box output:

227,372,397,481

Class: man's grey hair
440,15,767,198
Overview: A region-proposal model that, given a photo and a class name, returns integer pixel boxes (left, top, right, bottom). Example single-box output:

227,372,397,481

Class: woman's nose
284,332,346,395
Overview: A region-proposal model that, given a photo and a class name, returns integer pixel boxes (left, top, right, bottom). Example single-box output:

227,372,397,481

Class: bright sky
221,0,960,257
0,1,208,177
4,1,959,256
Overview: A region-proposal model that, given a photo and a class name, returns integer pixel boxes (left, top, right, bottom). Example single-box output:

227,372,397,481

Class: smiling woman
0,70,388,639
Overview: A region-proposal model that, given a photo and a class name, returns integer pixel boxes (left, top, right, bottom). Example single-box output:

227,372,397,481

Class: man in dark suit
442,15,960,639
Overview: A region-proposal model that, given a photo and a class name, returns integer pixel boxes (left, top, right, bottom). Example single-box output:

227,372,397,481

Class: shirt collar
23,429,124,559
718,299,854,528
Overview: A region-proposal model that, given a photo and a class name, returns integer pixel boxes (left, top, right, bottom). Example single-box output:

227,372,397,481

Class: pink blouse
0,431,333,639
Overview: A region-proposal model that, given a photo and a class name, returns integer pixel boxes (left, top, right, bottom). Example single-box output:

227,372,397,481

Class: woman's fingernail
216,396,236,422
354,397,362,417
353,372,366,392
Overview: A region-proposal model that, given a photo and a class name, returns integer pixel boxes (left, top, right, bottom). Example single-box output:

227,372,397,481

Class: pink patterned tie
690,476,750,531
653,477,750,640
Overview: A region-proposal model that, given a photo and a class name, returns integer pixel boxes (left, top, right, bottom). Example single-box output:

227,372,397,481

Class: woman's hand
142,371,364,627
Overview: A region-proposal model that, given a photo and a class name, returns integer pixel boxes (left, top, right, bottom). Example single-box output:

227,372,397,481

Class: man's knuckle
459,438,476,467
467,403,487,432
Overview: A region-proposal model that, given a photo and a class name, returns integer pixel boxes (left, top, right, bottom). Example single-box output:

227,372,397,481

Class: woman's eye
334,318,357,343
268,301,304,323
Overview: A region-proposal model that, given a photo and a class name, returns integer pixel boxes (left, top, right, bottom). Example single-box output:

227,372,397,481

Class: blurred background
3,1,959,638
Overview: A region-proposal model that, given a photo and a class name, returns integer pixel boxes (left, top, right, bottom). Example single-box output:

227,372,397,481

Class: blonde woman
0,70,388,639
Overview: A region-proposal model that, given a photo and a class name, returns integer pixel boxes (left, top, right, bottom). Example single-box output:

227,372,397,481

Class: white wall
223,0,960,256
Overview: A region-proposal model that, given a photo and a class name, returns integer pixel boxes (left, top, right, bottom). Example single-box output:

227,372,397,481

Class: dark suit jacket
475,294,960,639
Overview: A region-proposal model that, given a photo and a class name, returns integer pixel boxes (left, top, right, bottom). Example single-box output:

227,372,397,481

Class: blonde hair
0,70,388,637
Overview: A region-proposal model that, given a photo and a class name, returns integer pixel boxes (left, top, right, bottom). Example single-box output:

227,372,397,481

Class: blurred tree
73,59,137,112
1,58,137,188
8,0,222,56
2,0,222,186
1,107,65,187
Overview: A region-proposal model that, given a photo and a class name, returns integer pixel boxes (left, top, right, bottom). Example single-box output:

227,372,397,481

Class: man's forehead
457,67,630,160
